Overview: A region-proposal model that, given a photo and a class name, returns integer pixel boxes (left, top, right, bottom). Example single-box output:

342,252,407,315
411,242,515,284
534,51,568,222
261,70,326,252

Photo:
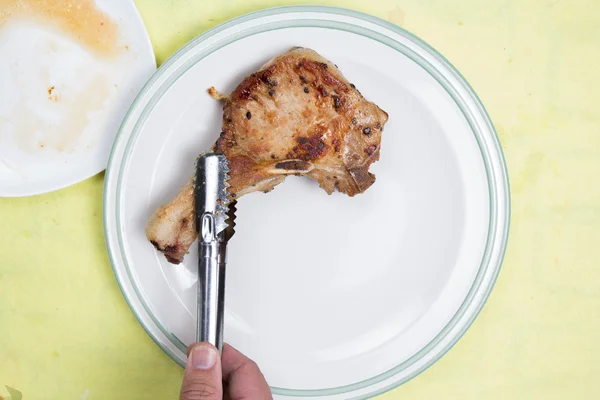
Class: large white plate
0,0,155,197
104,6,509,399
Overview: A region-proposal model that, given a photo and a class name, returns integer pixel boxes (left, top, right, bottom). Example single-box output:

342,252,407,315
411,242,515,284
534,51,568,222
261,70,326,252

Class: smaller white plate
0,0,155,197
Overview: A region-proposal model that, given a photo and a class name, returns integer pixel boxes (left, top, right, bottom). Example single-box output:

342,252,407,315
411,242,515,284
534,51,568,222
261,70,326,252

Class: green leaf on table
6,386,22,400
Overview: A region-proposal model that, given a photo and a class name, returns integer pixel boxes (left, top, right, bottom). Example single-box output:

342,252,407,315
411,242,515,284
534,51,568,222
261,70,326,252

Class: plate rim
103,5,511,398
0,0,156,198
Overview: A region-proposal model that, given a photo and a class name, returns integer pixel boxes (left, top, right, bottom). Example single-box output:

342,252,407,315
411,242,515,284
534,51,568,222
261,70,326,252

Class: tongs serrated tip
225,200,237,241
194,152,234,238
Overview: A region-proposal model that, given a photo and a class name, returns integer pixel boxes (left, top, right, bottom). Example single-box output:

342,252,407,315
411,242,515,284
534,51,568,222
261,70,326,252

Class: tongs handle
196,213,227,353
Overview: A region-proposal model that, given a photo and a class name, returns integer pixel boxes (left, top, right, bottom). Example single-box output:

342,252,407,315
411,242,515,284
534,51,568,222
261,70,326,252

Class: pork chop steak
147,47,389,263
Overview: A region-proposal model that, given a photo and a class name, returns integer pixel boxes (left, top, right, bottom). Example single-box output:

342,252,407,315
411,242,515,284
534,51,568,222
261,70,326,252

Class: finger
180,343,223,400
222,344,272,400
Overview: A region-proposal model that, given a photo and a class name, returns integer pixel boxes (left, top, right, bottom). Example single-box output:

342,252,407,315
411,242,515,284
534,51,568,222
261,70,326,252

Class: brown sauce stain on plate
0,0,123,153
0,0,119,56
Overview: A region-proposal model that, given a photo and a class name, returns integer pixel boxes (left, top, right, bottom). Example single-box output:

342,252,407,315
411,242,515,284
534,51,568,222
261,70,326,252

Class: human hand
180,342,272,400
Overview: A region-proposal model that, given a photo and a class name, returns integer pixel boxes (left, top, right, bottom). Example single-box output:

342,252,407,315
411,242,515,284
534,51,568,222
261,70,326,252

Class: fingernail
190,345,218,370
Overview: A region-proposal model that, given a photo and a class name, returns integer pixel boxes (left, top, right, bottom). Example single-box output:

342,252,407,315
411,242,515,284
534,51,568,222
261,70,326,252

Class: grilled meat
147,47,388,263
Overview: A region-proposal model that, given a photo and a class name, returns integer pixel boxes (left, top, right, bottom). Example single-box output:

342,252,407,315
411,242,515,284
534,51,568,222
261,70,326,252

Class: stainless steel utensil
194,152,235,352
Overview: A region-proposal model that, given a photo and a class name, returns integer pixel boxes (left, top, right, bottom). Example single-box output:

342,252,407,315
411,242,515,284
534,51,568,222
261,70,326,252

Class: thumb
180,343,223,400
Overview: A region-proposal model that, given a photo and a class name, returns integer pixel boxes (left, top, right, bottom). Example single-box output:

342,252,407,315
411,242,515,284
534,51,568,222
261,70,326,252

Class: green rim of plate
104,5,511,399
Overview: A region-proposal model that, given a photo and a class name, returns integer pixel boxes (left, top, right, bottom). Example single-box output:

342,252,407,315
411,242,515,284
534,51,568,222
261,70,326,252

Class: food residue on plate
0,0,119,57
10,73,113,152
47,85,59,102
0,0,127,154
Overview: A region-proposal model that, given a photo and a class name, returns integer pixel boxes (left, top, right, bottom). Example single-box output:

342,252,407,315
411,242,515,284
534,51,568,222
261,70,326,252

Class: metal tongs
194,152,236,353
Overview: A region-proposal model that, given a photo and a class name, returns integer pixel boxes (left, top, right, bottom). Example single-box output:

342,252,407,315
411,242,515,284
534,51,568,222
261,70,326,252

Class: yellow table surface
2,0,599,398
